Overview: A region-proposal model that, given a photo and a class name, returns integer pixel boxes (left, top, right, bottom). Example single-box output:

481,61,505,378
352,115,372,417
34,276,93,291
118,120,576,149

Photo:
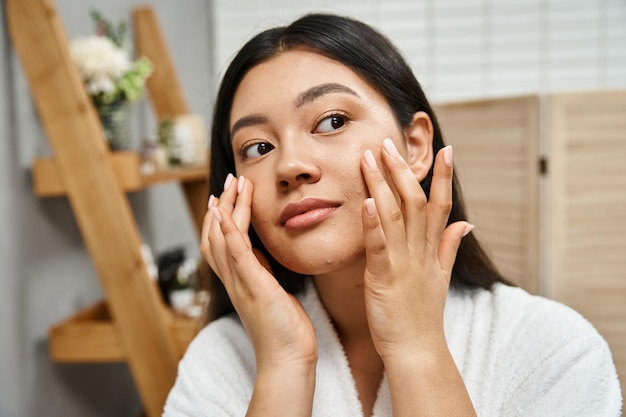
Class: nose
275,141,321,191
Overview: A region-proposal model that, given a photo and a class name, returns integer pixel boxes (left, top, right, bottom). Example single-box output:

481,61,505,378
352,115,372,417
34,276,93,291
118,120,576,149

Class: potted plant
69,11,153,150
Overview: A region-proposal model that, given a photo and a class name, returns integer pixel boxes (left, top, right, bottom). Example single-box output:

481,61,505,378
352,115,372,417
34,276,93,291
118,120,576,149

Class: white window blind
213,0,626,102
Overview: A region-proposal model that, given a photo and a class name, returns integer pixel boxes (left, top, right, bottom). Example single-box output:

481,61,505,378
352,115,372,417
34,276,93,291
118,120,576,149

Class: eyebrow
230,114,268,138
294,83,360,108
230,83,360,138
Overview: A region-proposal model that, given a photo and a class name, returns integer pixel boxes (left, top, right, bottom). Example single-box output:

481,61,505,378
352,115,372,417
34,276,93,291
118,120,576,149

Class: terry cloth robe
163,282,623,417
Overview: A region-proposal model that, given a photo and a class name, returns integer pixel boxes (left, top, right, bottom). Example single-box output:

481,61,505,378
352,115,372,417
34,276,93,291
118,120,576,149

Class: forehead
230,50,385,123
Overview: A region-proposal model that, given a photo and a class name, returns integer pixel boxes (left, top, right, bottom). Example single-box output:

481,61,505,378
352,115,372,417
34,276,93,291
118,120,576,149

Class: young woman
164,13,622,417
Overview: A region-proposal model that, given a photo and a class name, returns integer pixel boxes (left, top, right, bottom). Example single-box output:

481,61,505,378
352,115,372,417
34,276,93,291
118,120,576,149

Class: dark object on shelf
157,247,186,304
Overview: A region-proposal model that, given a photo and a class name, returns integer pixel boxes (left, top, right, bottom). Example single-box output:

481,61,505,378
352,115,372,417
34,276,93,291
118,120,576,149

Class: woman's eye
315,114,347,133
242,141,274,159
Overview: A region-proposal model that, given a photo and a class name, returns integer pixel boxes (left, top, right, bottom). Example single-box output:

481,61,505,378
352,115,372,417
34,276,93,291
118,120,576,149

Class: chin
269,246,365,276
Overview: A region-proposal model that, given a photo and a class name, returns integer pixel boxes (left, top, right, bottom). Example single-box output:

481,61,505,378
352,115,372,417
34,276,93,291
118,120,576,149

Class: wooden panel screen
547,91,626,399
435,96,541,294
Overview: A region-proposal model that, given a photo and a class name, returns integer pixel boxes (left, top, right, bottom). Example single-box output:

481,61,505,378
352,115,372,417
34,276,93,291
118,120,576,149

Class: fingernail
443,145,453,167
211,207,222,224
462,223,474,237
207,194,215,209
238,176,245,193
364,150,377,170
224,173,234,190
383,138,401,158
365,198,376,216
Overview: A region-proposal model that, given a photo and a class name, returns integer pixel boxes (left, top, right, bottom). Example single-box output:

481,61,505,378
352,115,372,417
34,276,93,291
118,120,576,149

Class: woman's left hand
360,138,477,416
360,138,472,361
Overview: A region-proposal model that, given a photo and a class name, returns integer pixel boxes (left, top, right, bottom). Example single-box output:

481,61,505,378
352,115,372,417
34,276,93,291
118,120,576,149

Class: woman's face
229,49,409,276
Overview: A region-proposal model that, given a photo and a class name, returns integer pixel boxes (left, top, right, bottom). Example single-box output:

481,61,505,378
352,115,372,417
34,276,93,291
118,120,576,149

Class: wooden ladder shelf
6,1,208,416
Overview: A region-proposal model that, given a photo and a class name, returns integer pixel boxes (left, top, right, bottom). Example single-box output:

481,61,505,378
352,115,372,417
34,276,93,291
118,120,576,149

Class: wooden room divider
435,96,541,294
547,91,626,397
436,91,626,400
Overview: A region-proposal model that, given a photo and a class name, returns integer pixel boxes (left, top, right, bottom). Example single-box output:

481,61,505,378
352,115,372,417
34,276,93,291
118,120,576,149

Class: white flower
70,36,131,95
86,76,115,95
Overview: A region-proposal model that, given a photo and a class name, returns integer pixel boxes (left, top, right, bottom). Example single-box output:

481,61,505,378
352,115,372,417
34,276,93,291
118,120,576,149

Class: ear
404,111,434,182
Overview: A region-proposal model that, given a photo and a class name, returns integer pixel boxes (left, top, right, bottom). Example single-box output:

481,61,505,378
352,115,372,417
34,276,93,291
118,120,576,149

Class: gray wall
0,1,213,416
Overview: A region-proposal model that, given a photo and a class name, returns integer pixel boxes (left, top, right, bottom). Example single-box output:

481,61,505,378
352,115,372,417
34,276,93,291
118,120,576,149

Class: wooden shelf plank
142,164,208,186
32,151,208,197
33,151,142,197
49,301,200,363
49,301,125,362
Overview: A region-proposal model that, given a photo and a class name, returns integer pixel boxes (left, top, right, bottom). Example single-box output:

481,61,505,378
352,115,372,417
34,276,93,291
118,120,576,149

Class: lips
279,198,341,229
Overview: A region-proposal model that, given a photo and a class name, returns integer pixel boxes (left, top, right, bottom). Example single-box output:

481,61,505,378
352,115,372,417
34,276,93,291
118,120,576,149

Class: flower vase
94,99,130,151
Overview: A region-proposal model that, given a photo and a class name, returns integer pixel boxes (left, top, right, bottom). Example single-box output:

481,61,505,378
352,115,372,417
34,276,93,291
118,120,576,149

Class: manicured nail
383,138,401,158
224,173,234,190
365,198,376,216
211,207,222,224
238,176,245,193
443,145,453,167
364,150,377,170
207,194,216,209
462,223,474,237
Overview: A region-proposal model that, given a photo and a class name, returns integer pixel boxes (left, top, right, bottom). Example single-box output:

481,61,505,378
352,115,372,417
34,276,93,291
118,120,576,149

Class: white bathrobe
163,283,622,416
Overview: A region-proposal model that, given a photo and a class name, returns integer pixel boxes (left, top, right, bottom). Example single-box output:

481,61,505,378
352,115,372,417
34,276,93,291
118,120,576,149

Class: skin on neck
313,257,384,417
312,257,370,340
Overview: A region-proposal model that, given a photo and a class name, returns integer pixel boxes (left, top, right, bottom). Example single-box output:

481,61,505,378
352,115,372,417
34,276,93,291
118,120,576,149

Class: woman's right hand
201,174,318,378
